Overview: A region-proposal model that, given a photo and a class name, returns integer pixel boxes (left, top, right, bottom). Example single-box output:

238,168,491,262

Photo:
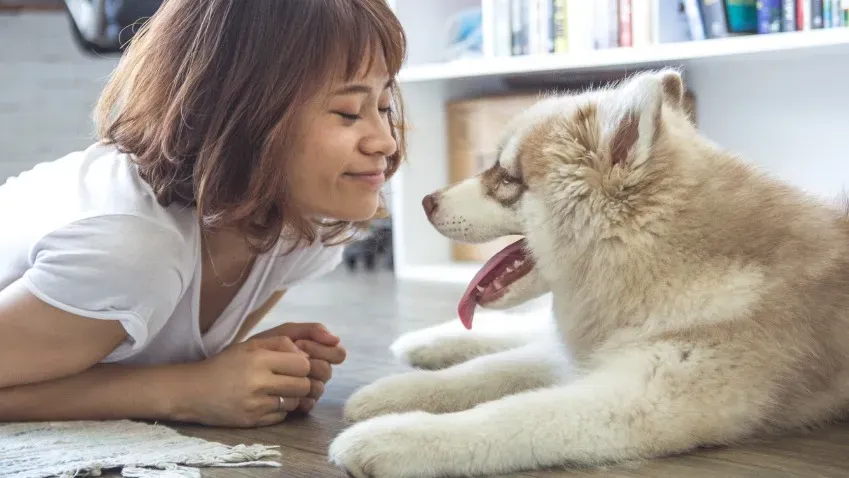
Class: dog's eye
502,176,519,186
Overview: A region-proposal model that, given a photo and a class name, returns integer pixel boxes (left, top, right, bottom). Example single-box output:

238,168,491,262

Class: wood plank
108,270,849,477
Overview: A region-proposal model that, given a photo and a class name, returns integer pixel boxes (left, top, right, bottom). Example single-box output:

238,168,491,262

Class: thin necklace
202,232,252,288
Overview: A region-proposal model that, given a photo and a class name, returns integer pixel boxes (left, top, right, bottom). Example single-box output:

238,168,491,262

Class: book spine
493,0,513,56
757,0,783,32
619,0,633,46
700,0,730,37
683,0,707,39
811,0,824,28
726,0,759,32
655,0,693,42
825,0,833,25
608,0,620,45
552,0,568,52
538,0,553,53
510,0,524,55
527,0,540,53
782,0,798,29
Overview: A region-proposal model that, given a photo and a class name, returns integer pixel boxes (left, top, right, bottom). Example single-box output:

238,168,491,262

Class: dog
328,69,849,477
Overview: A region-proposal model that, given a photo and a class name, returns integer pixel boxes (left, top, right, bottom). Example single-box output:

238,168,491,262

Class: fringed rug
0,419,282,478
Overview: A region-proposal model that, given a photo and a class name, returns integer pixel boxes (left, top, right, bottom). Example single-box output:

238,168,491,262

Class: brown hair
95,0,407,253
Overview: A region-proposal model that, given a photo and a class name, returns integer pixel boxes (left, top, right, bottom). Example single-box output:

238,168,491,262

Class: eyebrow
332,79,394,96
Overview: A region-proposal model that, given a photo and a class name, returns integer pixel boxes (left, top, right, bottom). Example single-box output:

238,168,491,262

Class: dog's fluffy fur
328,69,849,477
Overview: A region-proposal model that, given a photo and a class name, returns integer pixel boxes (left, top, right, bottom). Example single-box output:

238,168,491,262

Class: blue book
757,0,782,33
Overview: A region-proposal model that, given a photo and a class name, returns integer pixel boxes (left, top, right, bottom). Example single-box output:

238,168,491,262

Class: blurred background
1,0,849,286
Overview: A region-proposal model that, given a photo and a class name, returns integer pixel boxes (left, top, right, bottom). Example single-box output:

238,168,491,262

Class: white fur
328,70,849,477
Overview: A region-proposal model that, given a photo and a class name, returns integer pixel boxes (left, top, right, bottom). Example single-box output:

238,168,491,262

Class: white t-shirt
0,142,344,365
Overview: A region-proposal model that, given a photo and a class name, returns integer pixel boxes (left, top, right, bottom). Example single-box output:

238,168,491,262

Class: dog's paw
329,412,448,478
343,371,448,422
390,324,515,371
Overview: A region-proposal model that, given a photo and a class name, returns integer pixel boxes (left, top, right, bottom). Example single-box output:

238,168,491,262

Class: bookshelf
387,0,849,284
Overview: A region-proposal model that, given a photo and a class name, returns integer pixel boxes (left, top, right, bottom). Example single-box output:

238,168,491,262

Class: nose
422,193,439,219
361,120,398,158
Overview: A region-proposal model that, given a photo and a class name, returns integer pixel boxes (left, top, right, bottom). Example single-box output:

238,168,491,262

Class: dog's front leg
344,340,568,422
330,343,770,478
390,306,554,370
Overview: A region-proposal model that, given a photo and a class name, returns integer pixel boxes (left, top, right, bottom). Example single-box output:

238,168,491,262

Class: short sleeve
20,215,189,361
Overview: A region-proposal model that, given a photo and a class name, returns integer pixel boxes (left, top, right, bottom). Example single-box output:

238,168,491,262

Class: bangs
318,0,407,82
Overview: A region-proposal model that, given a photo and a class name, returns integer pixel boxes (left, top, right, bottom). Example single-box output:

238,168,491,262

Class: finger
295,340,347,365
254,411,289,427
265,322,340,346
296,398,316,414
307,378,325,400
250,335,307,356
307,358,332,383
260,349,311,377
261,394,302,414
262,375,312,398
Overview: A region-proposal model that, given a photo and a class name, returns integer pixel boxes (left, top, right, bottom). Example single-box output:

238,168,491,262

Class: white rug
0,419,283,478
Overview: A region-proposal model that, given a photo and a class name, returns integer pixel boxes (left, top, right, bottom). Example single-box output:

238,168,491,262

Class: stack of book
481,0,849,58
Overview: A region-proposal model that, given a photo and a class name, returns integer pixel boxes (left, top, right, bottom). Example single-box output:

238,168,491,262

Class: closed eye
334,111,360,121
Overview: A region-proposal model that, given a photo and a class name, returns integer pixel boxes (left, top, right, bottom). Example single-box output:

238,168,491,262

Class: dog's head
424,69,697,328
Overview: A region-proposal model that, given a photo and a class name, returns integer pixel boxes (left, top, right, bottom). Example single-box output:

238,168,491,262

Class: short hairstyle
94,0,407,253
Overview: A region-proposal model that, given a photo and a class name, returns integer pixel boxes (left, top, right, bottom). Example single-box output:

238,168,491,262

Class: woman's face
287,55,397,223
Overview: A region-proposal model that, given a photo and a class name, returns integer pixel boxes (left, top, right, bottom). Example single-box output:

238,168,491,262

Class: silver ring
277,396,285,411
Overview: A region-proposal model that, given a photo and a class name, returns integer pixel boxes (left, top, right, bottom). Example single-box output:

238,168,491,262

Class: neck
202,227,256,287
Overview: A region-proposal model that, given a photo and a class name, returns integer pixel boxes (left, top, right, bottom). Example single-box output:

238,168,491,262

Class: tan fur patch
519,103,602,188
480,162,526,207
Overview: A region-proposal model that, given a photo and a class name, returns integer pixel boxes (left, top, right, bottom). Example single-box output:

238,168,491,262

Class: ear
608,69,683,168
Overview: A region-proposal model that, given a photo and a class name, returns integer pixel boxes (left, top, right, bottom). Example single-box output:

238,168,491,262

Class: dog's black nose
422,193,439,219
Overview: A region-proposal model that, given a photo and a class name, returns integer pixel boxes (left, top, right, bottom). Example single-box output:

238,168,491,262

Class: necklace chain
202,232,252,288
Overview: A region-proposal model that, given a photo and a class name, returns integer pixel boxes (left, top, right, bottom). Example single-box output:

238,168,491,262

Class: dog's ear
606,69,682,168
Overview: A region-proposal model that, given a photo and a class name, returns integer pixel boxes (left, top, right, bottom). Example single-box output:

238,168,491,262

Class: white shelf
399,29,849,83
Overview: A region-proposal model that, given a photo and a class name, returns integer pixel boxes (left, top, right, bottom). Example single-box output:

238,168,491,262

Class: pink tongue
457,239,528,330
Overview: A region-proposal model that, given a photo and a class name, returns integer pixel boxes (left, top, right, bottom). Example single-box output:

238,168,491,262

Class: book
782,0,797,30
700,0,731,37
726,0,759,33
757,0,782,32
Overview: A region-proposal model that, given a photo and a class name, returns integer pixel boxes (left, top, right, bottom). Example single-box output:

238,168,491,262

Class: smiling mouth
343,171,385,187
457,238,535,330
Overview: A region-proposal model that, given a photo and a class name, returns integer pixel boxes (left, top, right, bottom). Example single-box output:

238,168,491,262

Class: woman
0,0,406,428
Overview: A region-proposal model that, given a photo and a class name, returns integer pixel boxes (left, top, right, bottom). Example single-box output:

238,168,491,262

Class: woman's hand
174,334,312,428
250,322,347,413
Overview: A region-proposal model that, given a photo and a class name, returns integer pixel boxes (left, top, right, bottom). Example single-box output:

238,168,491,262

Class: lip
343,171,385,188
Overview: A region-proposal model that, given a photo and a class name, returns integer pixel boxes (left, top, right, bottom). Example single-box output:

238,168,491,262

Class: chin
336,203,381,223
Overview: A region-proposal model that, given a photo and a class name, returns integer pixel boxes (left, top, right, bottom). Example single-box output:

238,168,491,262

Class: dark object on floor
343,218,393,271
63,0,163,55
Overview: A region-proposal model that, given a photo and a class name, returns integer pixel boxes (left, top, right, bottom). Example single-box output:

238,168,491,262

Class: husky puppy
329,69,849,477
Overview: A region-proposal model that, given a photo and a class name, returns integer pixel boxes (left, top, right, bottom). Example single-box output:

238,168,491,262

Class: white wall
0,11,119,182
687,50,849,202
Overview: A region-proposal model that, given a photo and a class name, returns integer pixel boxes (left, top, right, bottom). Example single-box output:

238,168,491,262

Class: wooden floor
165,268,849,478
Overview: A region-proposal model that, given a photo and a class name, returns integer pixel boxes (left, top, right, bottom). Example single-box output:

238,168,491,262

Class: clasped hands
250,322,347,414
192,321,346,428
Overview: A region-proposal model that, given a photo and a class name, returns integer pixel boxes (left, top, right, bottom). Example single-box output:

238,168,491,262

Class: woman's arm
0,279,129,389
0,360,194,422
0,280,312,426
0,279,190,421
